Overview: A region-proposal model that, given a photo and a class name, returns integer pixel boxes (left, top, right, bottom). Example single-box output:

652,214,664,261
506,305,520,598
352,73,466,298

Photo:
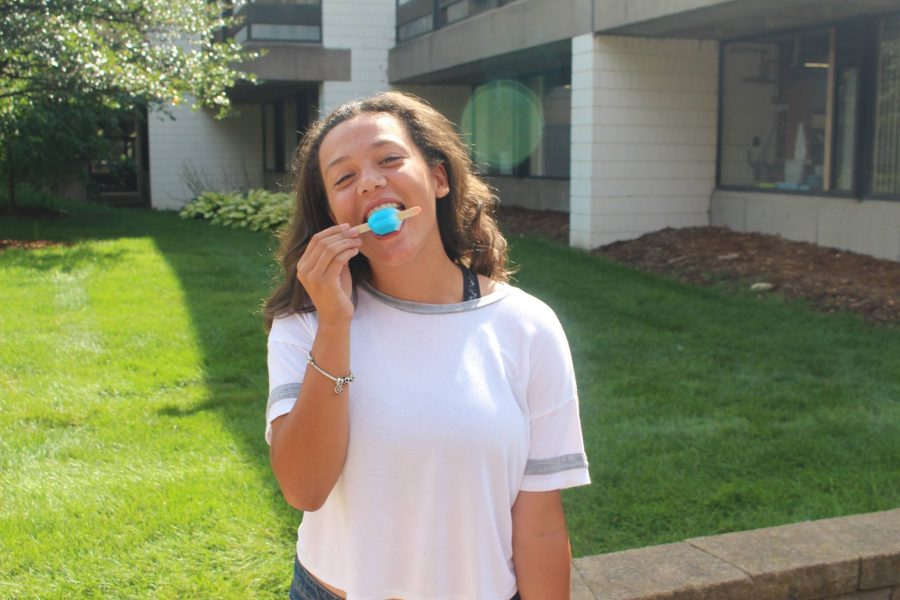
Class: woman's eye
333,173,352,187
382,155,402,164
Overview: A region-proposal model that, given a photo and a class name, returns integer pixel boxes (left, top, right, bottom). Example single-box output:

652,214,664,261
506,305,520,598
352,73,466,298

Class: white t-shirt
266,282,590,600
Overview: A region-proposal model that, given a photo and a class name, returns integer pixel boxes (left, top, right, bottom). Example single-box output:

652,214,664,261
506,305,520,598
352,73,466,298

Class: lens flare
460,80,543,172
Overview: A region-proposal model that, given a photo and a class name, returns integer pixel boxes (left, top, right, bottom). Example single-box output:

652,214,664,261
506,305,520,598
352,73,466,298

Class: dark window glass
264,100,286,173
873,14,900,196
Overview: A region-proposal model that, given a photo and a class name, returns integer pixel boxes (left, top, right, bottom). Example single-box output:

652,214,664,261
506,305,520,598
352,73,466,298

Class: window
873,14,900,196
264,100,285,173
720,29,832,192
229,1,321,43
396,0,515,42
398,14,432,41
833,22,862,193
250,23,319,41
441,1,468,26
463,74,570,179
719,14,900,200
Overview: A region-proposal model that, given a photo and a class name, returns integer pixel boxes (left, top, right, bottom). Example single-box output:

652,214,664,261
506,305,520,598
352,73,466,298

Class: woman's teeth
365,202,402,221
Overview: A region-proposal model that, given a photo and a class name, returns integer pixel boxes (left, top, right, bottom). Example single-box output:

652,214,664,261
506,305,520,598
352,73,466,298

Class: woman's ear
432,162,450,199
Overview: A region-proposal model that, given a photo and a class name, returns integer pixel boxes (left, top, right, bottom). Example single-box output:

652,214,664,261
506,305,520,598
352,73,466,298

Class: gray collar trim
359,281,511,314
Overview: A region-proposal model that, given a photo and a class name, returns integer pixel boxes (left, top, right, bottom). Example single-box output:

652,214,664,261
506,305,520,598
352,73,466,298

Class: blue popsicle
355,206,421,235
368,207,401,235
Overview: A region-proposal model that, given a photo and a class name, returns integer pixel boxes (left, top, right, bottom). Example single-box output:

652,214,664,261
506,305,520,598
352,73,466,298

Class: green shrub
179,188,293,232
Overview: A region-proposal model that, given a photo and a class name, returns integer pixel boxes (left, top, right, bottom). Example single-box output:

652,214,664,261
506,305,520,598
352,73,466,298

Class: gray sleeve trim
524,453,589,476
267,382,301,414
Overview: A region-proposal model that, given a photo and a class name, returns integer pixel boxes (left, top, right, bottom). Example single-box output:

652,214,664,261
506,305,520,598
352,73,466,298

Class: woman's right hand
296,223,362,323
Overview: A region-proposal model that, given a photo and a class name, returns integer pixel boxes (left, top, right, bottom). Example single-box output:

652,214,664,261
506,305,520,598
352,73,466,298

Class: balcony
223,1,350,95
230,1,322,44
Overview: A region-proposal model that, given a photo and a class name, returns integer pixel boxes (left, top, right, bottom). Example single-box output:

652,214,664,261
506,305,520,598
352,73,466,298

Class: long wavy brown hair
263,91,511,332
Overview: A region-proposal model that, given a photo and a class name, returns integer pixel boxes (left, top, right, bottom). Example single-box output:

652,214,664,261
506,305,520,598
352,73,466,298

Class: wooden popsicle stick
353,206,421,234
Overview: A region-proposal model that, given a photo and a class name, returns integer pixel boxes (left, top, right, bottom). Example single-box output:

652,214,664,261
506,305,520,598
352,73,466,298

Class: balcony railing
229,1,322,44
396,0,515,42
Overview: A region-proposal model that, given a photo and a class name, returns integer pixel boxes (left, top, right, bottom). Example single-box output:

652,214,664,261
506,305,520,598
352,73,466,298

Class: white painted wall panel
148,103,263,210
319,0,395,112
712,190,900,261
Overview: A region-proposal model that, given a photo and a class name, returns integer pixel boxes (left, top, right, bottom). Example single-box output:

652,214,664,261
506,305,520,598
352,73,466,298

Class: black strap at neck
459,263,481,301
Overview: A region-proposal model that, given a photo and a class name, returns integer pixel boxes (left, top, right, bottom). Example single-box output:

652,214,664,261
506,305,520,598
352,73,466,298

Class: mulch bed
0,239,67,251
497,206,900,325
3,205,897,324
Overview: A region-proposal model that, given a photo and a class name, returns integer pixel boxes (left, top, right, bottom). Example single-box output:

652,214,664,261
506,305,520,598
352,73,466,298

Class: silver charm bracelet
307,352,354,395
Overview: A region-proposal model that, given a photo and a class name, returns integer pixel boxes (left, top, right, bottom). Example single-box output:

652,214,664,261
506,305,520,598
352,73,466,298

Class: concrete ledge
571,509,900,600
490,176,570,212
240,44,351,82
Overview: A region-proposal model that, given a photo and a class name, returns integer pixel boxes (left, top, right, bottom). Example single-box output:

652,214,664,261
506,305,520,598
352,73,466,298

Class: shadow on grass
147,214,287,494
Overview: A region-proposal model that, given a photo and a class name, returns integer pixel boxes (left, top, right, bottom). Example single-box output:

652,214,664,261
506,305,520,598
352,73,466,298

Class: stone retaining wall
570,508,899,600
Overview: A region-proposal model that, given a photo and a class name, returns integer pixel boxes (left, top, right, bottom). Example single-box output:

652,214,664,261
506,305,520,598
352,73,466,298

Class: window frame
715,13,900,203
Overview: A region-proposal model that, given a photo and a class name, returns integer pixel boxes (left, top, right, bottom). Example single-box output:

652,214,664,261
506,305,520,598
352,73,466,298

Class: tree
0,0,253,208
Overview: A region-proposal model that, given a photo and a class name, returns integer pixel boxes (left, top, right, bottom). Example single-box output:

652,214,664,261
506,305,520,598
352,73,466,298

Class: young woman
263,92,590,600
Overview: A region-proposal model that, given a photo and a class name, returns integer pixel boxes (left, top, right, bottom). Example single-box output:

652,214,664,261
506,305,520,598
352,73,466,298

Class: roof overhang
389,0,590,84
594,0,900,40
390,39,572,86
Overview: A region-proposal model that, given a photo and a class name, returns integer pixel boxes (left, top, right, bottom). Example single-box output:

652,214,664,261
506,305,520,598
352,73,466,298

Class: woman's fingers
297,224,349,276
309,236,361,281
324,247,360,280
297,224,361,287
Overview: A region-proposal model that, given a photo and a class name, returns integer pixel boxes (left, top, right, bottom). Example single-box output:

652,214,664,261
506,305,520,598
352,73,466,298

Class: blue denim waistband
290,558,342,600
289,557,522,600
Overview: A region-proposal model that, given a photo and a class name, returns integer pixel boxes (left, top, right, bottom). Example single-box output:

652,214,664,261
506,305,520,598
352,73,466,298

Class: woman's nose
356,168,386,195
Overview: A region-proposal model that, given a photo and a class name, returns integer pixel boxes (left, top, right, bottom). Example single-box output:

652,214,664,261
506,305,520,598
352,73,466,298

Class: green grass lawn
2,200,898,598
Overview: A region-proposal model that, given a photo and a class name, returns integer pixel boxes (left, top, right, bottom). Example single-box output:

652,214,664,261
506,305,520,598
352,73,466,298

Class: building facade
146,0,900,261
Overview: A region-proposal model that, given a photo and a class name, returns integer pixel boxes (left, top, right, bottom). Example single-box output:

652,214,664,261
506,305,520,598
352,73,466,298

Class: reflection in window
720,29,832,191
833,22,862,193
873,15,900,196
442,1,468,25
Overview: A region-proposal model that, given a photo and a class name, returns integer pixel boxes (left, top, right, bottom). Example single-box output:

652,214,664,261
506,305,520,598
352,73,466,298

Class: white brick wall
319,0,395,113
569,34,719,249
148,103,264,210
570,34,598,248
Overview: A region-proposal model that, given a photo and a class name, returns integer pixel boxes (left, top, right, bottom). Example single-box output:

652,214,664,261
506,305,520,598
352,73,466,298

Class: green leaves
0,0,251,114
180,189,294,233
1,0,255,203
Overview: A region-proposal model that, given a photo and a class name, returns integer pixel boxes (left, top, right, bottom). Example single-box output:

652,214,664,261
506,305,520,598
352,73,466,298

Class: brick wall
570,34,718,249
